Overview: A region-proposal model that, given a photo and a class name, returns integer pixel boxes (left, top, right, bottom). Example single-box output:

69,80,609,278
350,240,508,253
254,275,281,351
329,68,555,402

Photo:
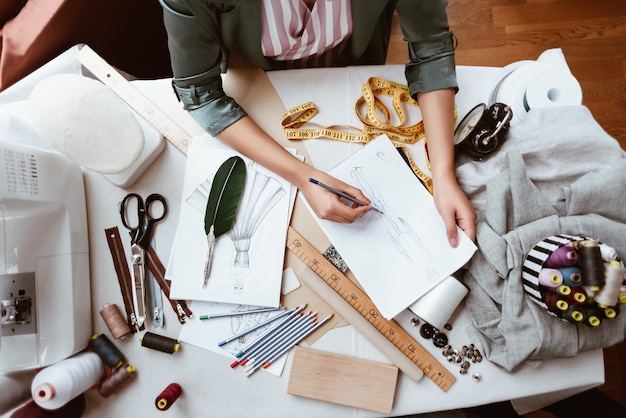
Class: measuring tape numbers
76,45,193,156
281,77,446,194
286,226,456,391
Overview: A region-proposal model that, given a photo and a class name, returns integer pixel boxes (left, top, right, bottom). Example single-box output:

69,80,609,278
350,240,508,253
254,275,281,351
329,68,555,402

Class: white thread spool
0,369,38,415
594,261,625,307
31,352,104,410
409,276,470,330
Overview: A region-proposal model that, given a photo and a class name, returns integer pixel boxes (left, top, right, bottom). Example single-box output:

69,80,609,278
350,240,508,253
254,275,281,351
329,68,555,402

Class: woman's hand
432,175,476,247
298,169,372,223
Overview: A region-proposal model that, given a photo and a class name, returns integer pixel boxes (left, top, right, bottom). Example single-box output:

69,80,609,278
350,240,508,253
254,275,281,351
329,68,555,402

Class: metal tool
119,193,167,329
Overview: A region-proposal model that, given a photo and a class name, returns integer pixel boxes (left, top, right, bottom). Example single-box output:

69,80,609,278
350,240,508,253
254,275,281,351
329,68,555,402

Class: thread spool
98,364,136,398
543,284,571,296
538,268,563,287
155,383,182,411
581,305,602,327
594,261,625,307
0,369,37,415
566,287,587,306
140,332,181,354
578,242,605,287
100,303,132,340
544,293,568,316
31,352,104,410
619,286,626,304
89,334,125,369
408,276,469,330
545,245,578,268
9,395,86,418
563,305,584,324
601,305,619,319
599,242,619,262
559,266,582,287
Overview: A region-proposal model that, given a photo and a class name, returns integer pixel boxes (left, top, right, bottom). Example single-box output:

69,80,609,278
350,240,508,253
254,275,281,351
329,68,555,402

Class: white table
0,47,604,417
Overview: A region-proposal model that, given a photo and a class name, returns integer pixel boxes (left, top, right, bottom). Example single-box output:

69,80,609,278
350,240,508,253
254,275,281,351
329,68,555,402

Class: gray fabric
455,105,626,371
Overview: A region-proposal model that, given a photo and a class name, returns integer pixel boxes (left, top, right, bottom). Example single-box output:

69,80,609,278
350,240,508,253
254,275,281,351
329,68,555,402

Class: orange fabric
0,0,172,91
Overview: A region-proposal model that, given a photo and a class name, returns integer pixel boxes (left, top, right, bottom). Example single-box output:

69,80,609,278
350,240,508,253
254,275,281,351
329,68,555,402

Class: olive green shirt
160,0,457,136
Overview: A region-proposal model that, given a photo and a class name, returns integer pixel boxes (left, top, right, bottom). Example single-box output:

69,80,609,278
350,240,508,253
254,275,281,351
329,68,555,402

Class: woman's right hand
298,168,372,223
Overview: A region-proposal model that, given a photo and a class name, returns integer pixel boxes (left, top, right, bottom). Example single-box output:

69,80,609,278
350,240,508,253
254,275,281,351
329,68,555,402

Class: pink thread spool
538,268,563,288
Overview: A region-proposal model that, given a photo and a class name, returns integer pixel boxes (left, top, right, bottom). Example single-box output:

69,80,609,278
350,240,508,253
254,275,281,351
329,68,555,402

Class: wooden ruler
75,45,193,156
286,226,455,391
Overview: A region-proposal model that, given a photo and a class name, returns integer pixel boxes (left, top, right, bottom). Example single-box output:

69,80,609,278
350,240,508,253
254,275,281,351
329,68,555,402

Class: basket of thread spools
522,234,626,327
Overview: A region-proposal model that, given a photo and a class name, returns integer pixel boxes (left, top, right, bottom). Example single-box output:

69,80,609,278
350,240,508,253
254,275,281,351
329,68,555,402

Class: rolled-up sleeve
160,0,247,136
396,0,458,99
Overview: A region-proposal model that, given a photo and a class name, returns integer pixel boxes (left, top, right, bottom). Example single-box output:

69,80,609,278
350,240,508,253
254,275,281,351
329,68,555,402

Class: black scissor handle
119,192,144,231
144,193,168,222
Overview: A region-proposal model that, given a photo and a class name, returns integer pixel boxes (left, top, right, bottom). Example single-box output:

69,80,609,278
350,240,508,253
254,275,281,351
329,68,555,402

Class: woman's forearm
216,116,313,189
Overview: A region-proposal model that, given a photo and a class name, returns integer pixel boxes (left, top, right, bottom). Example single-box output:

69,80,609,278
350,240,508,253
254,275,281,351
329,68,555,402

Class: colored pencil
243,312,316,369
246,313,334,376
200,306,282,320
218,308,293,347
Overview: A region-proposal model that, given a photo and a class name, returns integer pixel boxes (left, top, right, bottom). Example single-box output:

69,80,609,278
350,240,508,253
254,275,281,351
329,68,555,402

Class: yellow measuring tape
281,77,443,194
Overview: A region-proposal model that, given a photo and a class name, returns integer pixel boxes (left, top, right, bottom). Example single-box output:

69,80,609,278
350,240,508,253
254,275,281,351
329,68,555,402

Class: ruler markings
286,226,455,391
75,45,193,156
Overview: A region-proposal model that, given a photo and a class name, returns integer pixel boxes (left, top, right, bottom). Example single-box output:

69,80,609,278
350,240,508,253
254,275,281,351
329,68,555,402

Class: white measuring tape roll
454,102,513,159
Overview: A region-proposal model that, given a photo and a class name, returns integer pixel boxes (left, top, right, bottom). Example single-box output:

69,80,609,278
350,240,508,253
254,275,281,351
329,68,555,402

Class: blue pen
308,177,383,213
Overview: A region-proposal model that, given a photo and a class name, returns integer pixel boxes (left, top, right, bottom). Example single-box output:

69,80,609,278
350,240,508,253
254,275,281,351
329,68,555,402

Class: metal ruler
75,45,193,156
286,226,455,391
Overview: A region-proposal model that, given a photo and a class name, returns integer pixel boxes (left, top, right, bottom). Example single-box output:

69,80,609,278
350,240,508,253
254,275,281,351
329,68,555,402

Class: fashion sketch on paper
186,161,287,293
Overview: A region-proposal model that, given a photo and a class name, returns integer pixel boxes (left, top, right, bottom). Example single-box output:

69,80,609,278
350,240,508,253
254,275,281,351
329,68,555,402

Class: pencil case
522,233,625,327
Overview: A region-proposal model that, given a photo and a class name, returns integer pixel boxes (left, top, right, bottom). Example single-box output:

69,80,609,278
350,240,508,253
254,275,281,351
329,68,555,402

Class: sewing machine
0,139,91,372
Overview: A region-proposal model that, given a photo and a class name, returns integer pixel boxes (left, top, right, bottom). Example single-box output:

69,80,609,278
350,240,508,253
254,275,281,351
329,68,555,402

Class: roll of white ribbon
525,71,582,109
493,62,582,125
483,48,583,125
408,275,469,330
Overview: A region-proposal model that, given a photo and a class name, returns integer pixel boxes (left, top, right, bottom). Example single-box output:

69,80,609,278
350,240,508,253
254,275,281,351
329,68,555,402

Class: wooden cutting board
287,346,398,414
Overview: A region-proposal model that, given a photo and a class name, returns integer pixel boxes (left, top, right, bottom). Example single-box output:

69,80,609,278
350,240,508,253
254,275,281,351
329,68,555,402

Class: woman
159,0,475,247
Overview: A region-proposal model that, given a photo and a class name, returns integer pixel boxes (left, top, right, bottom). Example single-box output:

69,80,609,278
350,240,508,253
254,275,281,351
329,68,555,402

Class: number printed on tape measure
286,227,455,391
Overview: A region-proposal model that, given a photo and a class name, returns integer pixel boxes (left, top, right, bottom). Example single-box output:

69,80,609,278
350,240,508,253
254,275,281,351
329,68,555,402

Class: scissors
119,193,167,329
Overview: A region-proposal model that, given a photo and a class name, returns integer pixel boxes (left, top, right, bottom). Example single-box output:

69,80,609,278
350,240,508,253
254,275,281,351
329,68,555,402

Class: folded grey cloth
456,105,626,371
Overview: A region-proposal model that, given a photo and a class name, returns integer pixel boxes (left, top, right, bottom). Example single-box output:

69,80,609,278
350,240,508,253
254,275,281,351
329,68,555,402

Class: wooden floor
386,1,626,416
386,0,626,151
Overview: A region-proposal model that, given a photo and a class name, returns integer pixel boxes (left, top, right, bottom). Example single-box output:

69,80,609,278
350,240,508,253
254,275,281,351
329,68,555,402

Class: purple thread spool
545,245,578,268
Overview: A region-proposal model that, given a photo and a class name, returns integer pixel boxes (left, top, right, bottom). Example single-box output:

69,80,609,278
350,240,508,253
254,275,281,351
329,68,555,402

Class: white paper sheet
168,137,297,307
304,136,476,319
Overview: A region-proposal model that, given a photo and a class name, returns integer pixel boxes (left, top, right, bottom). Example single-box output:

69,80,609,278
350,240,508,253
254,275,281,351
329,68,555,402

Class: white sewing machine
0,138,91,372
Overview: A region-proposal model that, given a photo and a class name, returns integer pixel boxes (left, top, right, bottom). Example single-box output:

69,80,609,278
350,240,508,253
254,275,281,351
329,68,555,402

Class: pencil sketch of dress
185,162,286,293
351,165,439,282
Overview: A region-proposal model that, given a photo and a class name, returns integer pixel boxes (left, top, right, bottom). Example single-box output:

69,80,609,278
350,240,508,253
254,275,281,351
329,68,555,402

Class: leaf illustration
204,155,247,237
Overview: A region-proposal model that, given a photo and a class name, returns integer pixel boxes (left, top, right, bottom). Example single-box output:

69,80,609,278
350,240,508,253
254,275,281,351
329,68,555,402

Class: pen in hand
308,178,383,214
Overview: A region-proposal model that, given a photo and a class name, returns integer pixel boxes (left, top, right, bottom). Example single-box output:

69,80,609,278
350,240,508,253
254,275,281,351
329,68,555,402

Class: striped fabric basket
522,234,625,327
